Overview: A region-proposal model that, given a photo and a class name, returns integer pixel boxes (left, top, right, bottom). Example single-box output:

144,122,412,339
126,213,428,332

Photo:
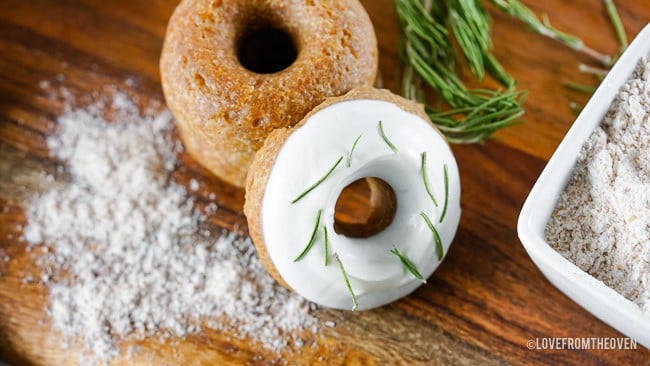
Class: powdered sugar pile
546,56,650,312
22,92,317,362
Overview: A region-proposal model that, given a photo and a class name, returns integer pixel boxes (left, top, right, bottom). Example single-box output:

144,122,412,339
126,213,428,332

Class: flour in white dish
22,91,318,363
545,56,650,313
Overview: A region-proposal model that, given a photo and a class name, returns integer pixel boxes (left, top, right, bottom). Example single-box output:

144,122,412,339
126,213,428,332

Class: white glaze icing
261,99,461,310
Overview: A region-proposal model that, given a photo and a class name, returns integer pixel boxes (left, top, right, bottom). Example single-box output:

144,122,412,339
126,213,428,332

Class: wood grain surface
1,0,649,365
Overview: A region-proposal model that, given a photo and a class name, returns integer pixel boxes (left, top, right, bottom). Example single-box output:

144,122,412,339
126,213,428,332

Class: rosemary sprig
604,0,627,59
440,164,449,223
489,0,611,65
398,0,627,142
333,252,358,311
323,225,329,266
390,247,426,283
420,211,444,261
347,134,362,167
291,156,343,204
378,120,398,153
294,210,322,262
397,0,527,143
420,152,438,206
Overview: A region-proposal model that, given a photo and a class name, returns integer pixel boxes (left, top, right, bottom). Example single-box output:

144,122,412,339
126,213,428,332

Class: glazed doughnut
160,0,378,187
244,88,461,310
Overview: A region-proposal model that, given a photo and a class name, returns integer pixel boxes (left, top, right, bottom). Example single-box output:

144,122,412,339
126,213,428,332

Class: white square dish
518,23,650,348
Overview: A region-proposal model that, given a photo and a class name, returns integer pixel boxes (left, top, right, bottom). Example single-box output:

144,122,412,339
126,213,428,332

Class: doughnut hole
334,177,397,238
237,22,298,74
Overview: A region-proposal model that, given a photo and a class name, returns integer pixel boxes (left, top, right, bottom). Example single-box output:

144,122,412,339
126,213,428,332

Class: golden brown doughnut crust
244,87,436,290
160,0,378,187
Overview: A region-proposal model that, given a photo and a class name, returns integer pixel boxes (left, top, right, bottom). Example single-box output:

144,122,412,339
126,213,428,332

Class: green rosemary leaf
447,0,499,83
485,51,515,88
420,211,444,261
440,164,449,223
323,225,329,266
449,7,485,81
564,82,597,94
390,247,426,283
347,134,363,167
294,210,322,262
420,152,438,207
378,120,398,153
396,0,448,48
333,252,358,311
604,0,627,59
291,156,343,204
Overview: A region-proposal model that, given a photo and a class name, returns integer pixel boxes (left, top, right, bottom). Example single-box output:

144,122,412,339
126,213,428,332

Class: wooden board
1,0,649,364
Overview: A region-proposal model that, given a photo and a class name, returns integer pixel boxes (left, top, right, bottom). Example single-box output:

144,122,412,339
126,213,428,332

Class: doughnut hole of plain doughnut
237,24,298,74
160,0,378,187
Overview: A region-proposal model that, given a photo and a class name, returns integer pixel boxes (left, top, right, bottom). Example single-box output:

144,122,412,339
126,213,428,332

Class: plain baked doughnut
244,87,461,310
160,0,378,187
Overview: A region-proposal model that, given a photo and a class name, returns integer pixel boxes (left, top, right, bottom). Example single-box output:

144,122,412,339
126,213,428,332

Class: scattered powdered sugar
546,56,650,312
21,91,317,363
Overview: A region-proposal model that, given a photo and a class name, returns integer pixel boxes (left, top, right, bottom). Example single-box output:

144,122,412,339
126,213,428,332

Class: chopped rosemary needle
420,152,438,207
291,156,343,204
564,82,597,94
347,134,363,167
421,211,444,261
569,101,583,116
489,0,611,65
390,247,426,283
604,0,628,59
294,209,322,262
440,164,449,223
378,120,398,153
323,225,329,266
333,252,358,311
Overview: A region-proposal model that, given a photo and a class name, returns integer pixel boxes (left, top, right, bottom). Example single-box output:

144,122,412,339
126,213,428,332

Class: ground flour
545,57,650,312
21,91,317,363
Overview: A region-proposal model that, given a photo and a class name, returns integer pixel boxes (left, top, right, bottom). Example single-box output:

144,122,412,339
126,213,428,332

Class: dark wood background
1,0,649,364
